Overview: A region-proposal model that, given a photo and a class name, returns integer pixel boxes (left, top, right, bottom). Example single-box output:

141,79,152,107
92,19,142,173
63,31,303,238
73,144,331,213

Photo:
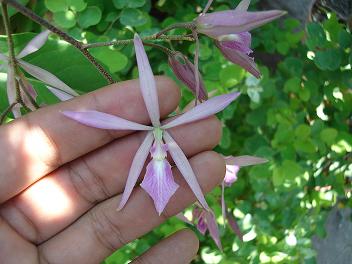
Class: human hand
0,77,225,264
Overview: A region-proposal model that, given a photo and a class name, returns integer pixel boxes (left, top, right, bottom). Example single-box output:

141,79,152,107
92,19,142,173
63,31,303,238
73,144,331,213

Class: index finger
0,76,180,203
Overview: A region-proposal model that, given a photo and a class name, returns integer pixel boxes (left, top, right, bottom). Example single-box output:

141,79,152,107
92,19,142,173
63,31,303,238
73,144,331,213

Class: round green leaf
44,0,67,12
93,49,128,73
113,0,146,9
53,10,76,29
314,49,342,71
78,6,102,28
67,0,87,12
120,8,148,27
320,128,338,145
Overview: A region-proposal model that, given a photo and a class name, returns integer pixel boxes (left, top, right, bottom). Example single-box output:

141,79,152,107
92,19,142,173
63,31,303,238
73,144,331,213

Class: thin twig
0,102,17,124
192,31,200,105
155,22,195,38
1,2,19,97
3,0,114,83
143,42,173,55
83,35,194,49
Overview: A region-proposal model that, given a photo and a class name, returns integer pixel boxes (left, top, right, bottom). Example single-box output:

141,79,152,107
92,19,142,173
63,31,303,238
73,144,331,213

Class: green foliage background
1,0,351,263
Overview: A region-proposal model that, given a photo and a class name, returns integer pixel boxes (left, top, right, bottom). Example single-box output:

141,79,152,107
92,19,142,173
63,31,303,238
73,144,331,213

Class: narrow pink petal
6,66,21,118
17,30,50,59
163,131,209,210
216,41,260,78
162,92,240,129
175,213,193,225
117,132,154,210
227,212,243,241
133,34,160,127
17,59,79,96
19,83,36,111
62,110,153,131
140,159,179,215
47,86,75,101
225,155,268,167
197,10,286,38
205,211,222,250
235,0,251,12
0,52,8,61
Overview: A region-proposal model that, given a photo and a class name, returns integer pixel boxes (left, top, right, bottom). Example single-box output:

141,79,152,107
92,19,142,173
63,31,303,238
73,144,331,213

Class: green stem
83,35,194,49
0,102,17,124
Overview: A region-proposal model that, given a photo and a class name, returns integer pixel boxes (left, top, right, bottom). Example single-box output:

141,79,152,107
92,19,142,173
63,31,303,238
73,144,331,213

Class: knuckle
88,207,127,251
67,158,111,204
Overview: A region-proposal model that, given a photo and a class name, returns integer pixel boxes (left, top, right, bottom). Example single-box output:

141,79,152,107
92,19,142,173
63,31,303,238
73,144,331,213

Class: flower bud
168,52,208,101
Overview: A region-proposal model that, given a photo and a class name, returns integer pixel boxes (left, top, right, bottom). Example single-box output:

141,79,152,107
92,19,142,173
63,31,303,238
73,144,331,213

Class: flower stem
155,22,196,38
0,102,17,124
1,2,19,98
83,35,194,49
3,0,114,84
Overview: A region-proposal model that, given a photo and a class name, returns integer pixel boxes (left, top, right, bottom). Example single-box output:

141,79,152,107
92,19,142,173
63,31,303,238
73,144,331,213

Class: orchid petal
163,131,209,210
19,83,36,111
17,30,50,59
225,155,268,167
47,86,75,101
205,211,222,250
0,52,8,61
6,66,21,118
133,34,160,127
117,132,154,210
235,0,251,12
227,212,243,241
175,213,193,225
17,59,79,96
141,159,179,215
62,110,153,131
216,41,261,78
196,10,286,39
162,92,240,129
224,164,240,186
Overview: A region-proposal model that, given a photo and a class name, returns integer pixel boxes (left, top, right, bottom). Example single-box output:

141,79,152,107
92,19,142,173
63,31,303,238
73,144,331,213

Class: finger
131,229,199,264
0,76,180,203
0,116,221,243
0,217,38,264
38,151,225,264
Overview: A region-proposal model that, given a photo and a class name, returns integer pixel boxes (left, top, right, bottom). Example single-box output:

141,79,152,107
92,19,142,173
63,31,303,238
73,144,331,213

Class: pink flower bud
168,52,208,101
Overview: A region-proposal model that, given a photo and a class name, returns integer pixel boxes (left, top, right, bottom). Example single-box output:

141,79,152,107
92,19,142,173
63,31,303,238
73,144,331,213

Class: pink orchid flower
198,0,285,78
0,30,78,117
63,34,240,215
221,155,267,224
193,207,222,250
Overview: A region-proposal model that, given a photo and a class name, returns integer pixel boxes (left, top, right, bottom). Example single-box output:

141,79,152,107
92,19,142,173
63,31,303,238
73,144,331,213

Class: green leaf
67,0,87,12
120,8,148,26
113,0,146,9
314,49,342,71
53,10,76,29
78,6,102,28
219,126,231,149
320,128,338,145
295,124,311,139
294,139,316,153
44,0,67,12
91,48,128,73
284,77,300,93
219,65,244,89
306,22,326,49
339,30,352,49
7,0,29,17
